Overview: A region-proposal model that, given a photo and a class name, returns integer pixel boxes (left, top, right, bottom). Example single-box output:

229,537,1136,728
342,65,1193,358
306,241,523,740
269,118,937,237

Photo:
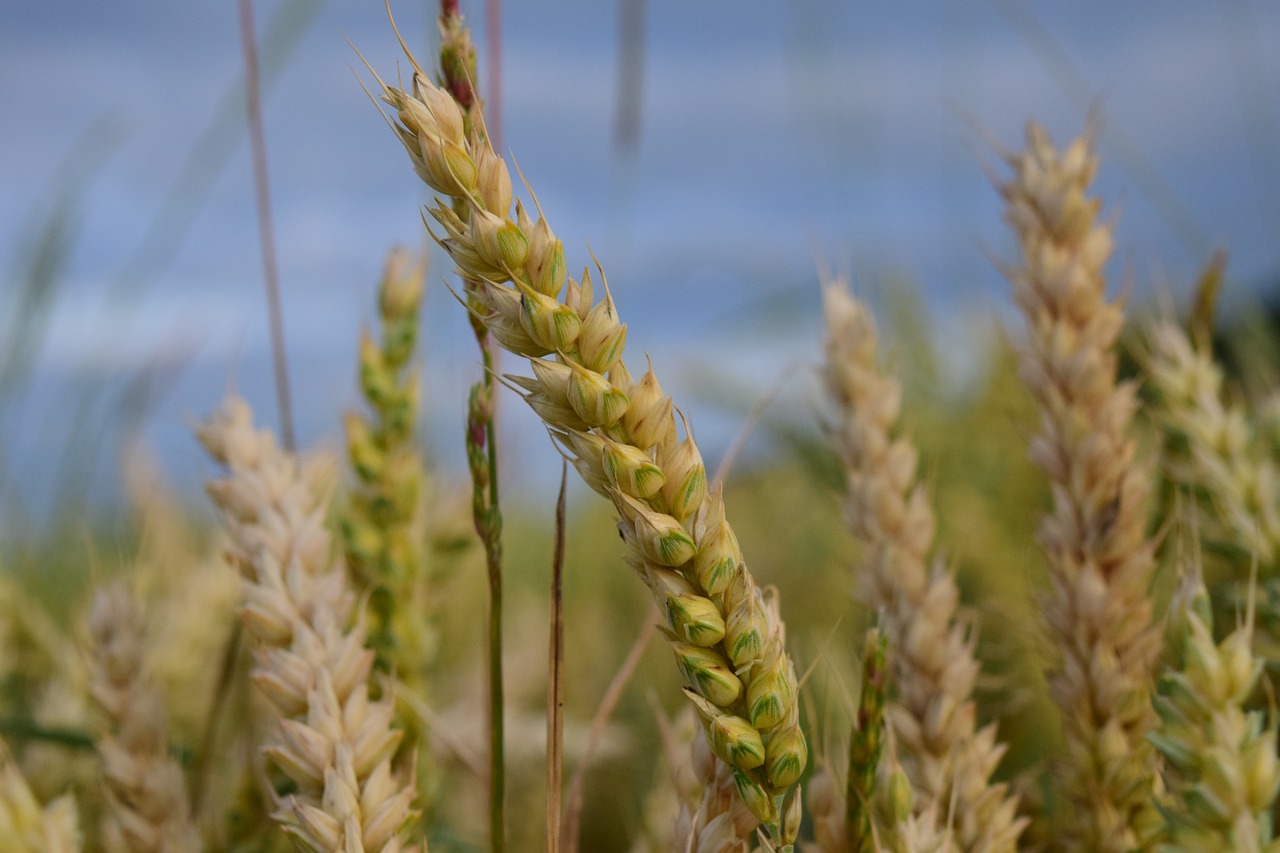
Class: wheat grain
342,247,436,688
1150,551,1279,851
1146,320,1280,566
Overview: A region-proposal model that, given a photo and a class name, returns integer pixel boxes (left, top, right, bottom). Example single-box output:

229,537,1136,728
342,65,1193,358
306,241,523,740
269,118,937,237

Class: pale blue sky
2,0,1279,516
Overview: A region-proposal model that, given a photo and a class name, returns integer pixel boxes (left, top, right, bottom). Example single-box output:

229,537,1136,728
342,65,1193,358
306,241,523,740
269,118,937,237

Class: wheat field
4,3,1280,852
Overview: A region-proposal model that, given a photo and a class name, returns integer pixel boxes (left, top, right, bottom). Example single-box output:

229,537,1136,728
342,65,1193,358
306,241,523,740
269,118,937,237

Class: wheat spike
1146,320,1280,566
198,396,418,852
88,580,200,853
369,37,806,834
1152,560,1280,851
996,123,1162,849
821,278,1024,852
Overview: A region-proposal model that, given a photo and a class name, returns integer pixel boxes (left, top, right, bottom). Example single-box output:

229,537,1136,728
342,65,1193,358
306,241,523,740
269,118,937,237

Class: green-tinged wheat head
365,34,806,838
1152,560,1280,851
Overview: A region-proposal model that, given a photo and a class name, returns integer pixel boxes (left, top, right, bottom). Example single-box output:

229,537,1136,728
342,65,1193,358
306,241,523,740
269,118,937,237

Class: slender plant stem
236,0,295,450
439,4,506,846
486,513,504,853
546,463,567,853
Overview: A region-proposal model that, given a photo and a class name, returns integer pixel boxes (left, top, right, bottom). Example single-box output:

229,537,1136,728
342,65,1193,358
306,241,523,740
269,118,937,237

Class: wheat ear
197,396,417,852
821,278,1023,851
367,37,806,836
1151,555,1280,850
0,737,81,853
1146,319,1280,566
88,580,200,852
343,247,434,684
996,123,1162,849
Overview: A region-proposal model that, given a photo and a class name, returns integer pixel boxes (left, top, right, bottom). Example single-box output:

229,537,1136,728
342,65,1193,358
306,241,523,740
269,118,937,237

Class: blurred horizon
3,0,1280,525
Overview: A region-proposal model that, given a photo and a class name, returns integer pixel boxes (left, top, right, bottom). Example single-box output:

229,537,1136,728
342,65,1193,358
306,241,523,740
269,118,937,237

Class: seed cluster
342,247,435,687
1147,321,1280,566
373,48,807,828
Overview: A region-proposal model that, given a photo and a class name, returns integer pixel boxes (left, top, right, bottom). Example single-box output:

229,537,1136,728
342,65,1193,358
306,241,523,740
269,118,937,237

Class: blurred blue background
3,0,1279,523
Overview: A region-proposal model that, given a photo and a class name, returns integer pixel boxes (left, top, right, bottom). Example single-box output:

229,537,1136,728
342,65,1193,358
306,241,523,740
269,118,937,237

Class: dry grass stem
198,396,417,852
996,123,1162,849
820,278,1023,852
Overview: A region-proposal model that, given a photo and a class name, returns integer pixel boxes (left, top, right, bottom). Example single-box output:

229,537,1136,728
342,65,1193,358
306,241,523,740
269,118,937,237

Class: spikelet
1146,320,1280,567
198,396,417,852
996,123,1162,849
821,278,1023,852
677,724,761,853
371,40,805,832
0,737,81,853
88,580,199,853
1151,557,1280,851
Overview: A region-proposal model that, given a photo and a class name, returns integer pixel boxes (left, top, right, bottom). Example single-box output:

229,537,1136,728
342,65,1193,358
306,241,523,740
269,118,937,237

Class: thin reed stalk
546,463,567,853
235,0,294,451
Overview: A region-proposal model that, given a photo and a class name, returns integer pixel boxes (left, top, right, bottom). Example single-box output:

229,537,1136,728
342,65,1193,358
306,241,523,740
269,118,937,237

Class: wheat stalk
820,278,1023,852
88,579,200,853
995,123,1162,849
198,396,417,852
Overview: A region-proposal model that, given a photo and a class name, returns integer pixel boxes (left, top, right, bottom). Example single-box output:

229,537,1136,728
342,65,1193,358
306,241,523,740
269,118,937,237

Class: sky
2,0,1279,519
